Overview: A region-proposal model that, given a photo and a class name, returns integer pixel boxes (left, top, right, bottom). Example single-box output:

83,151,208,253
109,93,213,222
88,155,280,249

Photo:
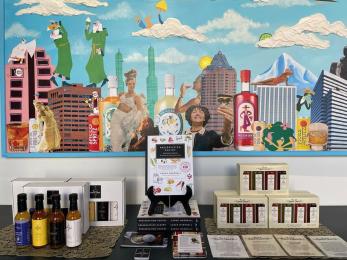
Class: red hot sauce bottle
234,70,258,151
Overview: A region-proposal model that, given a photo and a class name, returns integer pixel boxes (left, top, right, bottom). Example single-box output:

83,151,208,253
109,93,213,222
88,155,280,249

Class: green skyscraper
115,50,125,94
146,46,158,119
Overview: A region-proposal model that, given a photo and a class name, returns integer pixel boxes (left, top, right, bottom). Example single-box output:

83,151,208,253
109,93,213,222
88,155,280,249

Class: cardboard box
213,190,238,221
268,191,319,228
214,190,268,229
69,177,125,226
237,163,289,195
23,182,90,233
11,178,70,221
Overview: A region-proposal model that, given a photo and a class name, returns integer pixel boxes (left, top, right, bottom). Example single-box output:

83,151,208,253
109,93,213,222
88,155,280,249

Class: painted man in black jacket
185,105,233,151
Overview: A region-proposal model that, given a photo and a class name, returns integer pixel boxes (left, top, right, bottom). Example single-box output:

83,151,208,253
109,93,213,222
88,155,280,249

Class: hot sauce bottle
32,194,48,248
66,193,82,248
234,70,258,151
15,193,31,247
49,194,65,249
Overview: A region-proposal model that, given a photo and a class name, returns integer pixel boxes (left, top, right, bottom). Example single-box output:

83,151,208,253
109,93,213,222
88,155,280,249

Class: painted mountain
253,53,318,95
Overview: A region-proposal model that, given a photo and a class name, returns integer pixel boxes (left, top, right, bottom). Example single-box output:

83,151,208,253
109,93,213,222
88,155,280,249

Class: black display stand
146,186,192,216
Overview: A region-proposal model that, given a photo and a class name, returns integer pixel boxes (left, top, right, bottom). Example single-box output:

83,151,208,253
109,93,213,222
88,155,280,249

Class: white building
255,85,297,131
311,71,347,150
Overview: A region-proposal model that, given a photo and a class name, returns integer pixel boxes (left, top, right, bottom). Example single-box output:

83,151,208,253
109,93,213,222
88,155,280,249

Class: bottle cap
17,193,27,201
35,194,44,201
240,70,251,83
69,193,78,201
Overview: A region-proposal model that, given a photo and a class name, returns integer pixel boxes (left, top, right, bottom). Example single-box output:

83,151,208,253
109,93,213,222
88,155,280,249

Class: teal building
146,46,158,119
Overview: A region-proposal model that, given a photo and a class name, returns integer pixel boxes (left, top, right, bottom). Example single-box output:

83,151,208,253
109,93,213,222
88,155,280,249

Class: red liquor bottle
234,70,258,151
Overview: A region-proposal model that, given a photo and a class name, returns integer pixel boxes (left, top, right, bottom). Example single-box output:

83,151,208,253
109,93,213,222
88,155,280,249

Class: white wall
1,154,347,206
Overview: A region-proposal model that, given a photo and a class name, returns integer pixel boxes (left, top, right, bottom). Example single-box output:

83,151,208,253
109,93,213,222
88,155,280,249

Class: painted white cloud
125,48,197,64
14,0,108,16
132,18,207,42
196,9,269,44
243,0,312,8
5,23,40,39
99,2,133,20
257,13,347,49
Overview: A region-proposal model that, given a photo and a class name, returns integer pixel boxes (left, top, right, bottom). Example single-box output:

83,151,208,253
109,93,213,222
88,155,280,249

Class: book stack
214,163,320,228
137,200,201,234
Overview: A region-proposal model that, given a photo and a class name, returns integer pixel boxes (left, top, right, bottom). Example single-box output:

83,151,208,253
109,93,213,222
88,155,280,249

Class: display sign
146,135,193,196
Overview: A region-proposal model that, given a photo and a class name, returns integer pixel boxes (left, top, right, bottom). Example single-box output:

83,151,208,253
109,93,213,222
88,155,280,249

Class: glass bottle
234,70,258,151
49,194,65,249
66,193,82,247
154,74,183,135
14,193,31,247
32,194,48,248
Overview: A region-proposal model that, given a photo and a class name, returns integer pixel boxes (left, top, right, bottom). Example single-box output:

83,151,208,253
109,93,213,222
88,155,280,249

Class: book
137,200,201,233
309,236,347,258
208,235,249,258
172,232,207,259
120,231,168,248
275,235,323,257
146,135,194,196
242,235,287,257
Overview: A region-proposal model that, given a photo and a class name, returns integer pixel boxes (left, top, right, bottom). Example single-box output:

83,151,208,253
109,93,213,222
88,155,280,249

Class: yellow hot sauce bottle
32,194,48,248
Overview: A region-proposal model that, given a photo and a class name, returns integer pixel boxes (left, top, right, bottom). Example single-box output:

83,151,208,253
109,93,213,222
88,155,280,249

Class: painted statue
110,69,147,152
85,18,108,88
47,21,73,86
34,101,61,152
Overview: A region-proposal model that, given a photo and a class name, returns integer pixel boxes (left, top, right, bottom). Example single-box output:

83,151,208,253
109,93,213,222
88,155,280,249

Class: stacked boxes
238,163,289,195
68,178,126,226
214,163,319,229
268,191,319,228
215,192,268,229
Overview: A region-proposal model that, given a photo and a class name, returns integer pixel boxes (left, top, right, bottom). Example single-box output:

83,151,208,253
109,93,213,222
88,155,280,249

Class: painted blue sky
4,0,347,99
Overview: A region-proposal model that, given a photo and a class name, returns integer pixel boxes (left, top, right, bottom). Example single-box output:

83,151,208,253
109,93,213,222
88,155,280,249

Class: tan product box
11,178,70,222
69,178,126,226
23,182,90,234
237,163,289,195
215,191,268,229
213,190,238,221
268,191,319,229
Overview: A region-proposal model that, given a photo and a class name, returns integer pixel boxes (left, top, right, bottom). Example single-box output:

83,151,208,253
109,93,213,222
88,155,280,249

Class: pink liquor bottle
234,70,258,151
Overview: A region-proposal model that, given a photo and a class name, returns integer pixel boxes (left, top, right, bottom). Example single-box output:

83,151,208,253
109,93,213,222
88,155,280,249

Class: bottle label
66,219,82,247
15,219,31,246
237,102,255,137
156,108,183,135
110,201,118,221
50,221,65,246
32,218,48,247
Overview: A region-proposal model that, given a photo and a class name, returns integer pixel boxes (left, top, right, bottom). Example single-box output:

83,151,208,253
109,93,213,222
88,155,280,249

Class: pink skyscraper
6,47,56,152
201,51,237,133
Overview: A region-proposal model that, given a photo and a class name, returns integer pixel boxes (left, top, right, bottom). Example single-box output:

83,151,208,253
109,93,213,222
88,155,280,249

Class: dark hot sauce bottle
49,194,65,249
